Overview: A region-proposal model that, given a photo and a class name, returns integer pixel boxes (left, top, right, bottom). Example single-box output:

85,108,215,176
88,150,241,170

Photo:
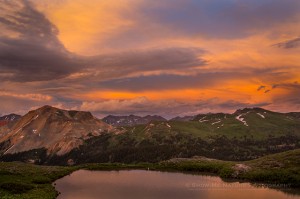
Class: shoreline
0,149,300,198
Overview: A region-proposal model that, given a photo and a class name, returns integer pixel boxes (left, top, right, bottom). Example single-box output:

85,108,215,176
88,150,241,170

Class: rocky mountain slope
102,115,166,126
0,106,116,156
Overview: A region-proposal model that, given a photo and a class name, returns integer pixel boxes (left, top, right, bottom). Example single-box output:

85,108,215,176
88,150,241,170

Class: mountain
0,114,21,127
102,115,167,126
0,105,116,157
1,107,300,165
40,107,299,165
176,107,300,140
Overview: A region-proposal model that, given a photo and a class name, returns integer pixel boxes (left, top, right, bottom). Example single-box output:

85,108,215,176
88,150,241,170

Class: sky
0,0,300,118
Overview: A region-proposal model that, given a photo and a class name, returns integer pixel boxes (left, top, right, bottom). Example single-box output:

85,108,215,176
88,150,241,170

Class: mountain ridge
0,106,300,165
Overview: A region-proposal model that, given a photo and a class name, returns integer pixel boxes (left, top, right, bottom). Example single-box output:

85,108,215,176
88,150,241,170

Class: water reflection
55,170,300,199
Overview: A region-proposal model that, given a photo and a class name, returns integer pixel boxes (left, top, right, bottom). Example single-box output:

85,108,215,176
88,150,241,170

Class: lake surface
55,170,300,199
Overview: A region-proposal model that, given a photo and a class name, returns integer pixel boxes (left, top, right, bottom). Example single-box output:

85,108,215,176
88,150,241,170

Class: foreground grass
0,162,76,199
0,149,300,198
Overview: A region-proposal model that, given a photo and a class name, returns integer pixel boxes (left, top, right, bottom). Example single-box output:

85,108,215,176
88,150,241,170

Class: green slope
159,149,300,187
126,108,300,140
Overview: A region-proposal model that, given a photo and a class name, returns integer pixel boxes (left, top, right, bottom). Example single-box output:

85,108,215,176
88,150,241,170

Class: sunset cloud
0,0,299,117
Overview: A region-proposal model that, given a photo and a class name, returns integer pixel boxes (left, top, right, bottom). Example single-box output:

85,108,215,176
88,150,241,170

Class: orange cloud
35,0,137,55
82,84,270,103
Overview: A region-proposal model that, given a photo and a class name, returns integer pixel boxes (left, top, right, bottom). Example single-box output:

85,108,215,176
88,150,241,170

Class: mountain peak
38,105,57,111
0,106,116,156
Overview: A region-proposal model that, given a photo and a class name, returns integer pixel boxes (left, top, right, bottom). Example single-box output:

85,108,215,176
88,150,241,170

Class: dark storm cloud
0,1,207,82
273,37,300,49
0,38,82,81
88,47,206,77
0,0,82,81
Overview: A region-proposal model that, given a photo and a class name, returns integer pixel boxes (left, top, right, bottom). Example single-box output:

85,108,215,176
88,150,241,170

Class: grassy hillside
126,108,300,140
0,162,75,199
241,149,300,187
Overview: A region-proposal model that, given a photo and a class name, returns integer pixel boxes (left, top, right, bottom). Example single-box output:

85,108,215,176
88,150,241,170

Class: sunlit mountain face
0,0,300,118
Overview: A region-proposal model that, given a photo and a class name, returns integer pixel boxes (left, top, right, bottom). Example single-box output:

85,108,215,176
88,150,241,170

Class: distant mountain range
170,115,195,121
0,106,299,165
0,114,21,127
102,115,166,126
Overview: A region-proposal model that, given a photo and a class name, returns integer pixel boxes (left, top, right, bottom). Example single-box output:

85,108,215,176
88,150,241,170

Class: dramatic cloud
86,47,207,81
0,0,81,81
0,0,299,117
0,1,207,82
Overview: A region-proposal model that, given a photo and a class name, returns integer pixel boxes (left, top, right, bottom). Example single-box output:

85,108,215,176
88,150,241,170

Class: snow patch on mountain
212,120,221,125
199,116,209,123
235,114,248,126
257,113,265,119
